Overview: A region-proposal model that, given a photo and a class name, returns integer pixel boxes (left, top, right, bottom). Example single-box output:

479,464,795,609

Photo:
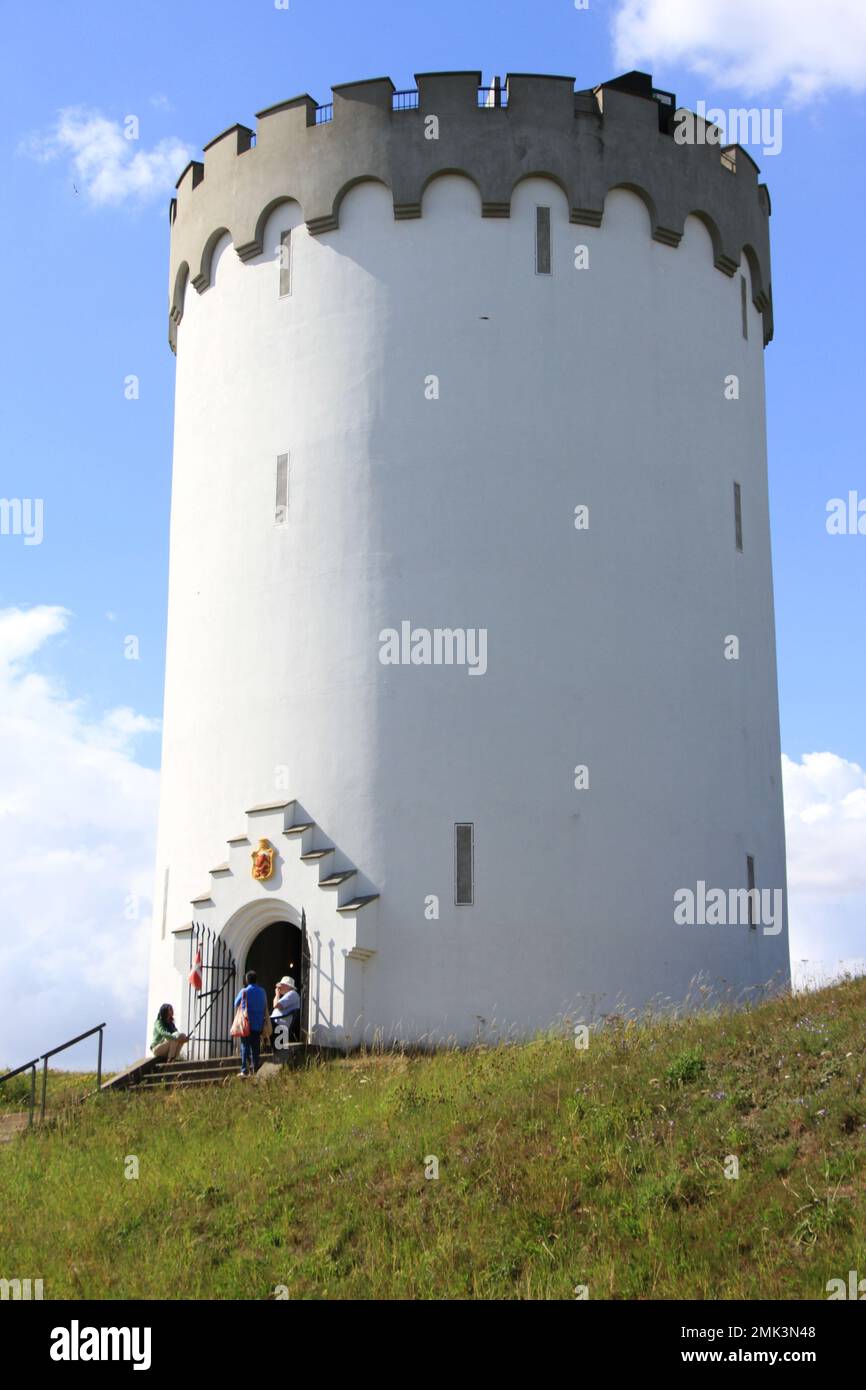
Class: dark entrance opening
244,919,309,1042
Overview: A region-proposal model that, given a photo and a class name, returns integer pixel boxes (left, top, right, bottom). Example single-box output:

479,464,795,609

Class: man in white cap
271,975,301,1051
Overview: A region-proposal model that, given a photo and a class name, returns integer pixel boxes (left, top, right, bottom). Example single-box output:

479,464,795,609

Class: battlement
168,69,773,349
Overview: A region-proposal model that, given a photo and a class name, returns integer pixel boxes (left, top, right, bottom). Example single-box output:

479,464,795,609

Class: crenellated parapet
168,69,774,350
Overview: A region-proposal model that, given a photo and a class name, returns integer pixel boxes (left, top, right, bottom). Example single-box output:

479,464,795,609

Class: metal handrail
0,1057,38,1128
0,1022,106,1126
41,1023,106,1062
0,1056,40,1083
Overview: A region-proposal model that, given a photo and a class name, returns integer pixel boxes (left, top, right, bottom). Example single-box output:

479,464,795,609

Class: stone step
149,1045,304,1076
124,1042,345,1092
140,1075,237,1090
101,1056,157,1092
140,1066,237,1086
155,1055,239,1074
337,894,380,913
140,1055,317,1089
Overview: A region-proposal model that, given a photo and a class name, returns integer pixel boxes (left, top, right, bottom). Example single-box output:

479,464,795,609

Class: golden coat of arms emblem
251,838,276,882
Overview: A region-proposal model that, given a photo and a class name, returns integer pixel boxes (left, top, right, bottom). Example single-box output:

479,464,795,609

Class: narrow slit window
275,452,289,524
733,481,743,552
740,274,748,339
455,823,474,906
535,206,551,275
279,229,292,297
746,853,757,929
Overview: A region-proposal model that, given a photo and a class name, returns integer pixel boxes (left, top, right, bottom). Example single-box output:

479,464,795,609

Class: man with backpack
233,969,268,1076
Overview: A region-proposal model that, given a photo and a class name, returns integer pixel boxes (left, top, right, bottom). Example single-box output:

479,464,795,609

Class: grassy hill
2,977,865,1300
0,1068,106,1113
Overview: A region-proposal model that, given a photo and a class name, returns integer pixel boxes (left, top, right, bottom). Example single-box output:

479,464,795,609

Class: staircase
139,1048,299,1090
108,1043,346,1093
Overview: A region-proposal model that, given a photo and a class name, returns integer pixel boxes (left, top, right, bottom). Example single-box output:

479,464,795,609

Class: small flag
188,946,202,991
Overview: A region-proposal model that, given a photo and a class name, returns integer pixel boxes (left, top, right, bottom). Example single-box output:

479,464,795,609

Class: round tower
148,70,788,1049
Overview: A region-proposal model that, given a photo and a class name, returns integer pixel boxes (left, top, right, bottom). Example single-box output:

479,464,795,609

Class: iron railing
393,89,419,111
315,103,334,125
0,1022,106,1126
185,922,237,1060
0,1055,38,1126
478,82,508,109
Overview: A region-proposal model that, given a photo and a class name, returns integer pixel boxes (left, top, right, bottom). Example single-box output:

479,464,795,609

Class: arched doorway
243,918,309,1040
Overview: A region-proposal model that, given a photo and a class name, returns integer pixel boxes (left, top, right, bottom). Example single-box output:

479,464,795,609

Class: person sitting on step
271,976,301,1052
150,1003,188,1063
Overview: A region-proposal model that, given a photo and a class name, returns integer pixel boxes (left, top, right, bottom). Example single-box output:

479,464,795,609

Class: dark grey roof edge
203,123,254,153
332,75,396,93
504,72,576,82
255,95,317,120
414,69,482,80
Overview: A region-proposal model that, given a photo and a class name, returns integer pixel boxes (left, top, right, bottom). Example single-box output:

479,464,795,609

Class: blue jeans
239,1031,261,1074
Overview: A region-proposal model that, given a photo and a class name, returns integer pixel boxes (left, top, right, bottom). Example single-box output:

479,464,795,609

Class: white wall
147,177,788,1046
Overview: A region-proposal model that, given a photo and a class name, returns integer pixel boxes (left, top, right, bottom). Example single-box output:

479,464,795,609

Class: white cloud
19,108,192,206
612,0,866,103
102,708,162,745
783,752,866,988
0,607,159,1071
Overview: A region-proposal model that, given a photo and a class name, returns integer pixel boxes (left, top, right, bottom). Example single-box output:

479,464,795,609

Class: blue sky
1,0,865,1066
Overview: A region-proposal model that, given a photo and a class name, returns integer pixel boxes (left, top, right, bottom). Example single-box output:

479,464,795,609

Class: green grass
1,977,865,1299
0,1068,108,1113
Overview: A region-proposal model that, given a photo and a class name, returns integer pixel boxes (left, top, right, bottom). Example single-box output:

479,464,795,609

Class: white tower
148,70,789,1049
